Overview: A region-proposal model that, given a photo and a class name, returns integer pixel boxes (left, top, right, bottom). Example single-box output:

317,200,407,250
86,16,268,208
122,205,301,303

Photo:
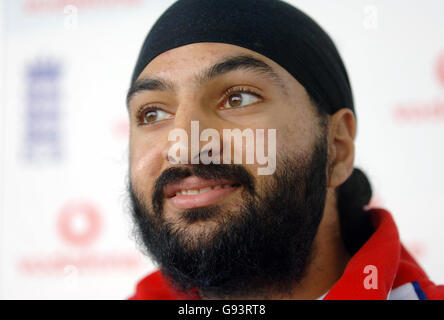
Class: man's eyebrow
126,77,175,107
199,54,287,92
126,54,287,108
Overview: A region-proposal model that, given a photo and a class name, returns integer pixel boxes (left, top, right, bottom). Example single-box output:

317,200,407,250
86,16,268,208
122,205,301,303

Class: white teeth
199,187,212,193
175,184,235,196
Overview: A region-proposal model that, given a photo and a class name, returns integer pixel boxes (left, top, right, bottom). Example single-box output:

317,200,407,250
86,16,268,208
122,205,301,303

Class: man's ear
327,108,356,188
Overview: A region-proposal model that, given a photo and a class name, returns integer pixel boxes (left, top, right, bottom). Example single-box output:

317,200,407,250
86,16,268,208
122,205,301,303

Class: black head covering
131,0,354,116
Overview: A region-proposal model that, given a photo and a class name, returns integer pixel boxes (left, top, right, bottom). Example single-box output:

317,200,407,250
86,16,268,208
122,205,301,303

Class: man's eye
138,107,173,125
223,92,260,109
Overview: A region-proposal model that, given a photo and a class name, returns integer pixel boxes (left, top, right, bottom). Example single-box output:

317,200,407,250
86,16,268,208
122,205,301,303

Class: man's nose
162,104,224,165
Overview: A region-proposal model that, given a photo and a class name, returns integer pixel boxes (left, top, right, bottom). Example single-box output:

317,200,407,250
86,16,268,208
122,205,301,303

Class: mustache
151,163,257,216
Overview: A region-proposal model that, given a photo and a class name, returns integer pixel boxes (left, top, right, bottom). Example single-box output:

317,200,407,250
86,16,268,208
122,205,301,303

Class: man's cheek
130,147,164,193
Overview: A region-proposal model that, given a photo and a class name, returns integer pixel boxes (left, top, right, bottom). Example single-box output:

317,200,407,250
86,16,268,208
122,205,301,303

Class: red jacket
129,208,444,300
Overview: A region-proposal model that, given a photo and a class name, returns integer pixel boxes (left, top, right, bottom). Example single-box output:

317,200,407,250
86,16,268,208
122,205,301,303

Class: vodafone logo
18,200,143,275
57,201,102,247
437,51,444,89
392,51,444,123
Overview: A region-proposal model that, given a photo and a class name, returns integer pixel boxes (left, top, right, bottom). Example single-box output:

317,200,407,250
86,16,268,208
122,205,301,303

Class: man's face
127,43,330,298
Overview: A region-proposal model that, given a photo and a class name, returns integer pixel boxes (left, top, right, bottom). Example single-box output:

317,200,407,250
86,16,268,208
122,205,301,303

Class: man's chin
162,205,241,243
156,198,261,253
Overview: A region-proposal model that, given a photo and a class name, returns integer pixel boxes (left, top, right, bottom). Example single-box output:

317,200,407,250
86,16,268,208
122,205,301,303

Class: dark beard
129,134,329,299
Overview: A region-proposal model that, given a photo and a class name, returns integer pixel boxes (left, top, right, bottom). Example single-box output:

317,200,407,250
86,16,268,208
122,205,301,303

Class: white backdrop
0,0,443,299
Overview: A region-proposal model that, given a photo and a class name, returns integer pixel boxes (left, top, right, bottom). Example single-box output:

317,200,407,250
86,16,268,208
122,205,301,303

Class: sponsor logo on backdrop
365,193,385,210
406,241,427,260
437,51,444,88
57,201,101,247
392,51,444,123
23,60,63,162
112,118,129,140
17,200,144,275
23,0,142,14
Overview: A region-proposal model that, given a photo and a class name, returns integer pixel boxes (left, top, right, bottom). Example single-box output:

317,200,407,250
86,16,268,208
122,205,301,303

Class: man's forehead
137,43,287,83
127,42,302,106
146,42,230,67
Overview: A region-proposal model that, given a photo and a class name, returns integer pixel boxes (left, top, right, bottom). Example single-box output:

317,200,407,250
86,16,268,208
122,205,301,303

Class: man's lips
164,176,241,209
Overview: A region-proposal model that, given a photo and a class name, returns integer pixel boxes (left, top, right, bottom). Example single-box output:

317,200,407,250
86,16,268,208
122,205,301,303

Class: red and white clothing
129,209,444,300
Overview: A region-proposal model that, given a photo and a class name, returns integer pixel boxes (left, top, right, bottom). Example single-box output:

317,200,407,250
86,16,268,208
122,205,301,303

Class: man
126,0,443,299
